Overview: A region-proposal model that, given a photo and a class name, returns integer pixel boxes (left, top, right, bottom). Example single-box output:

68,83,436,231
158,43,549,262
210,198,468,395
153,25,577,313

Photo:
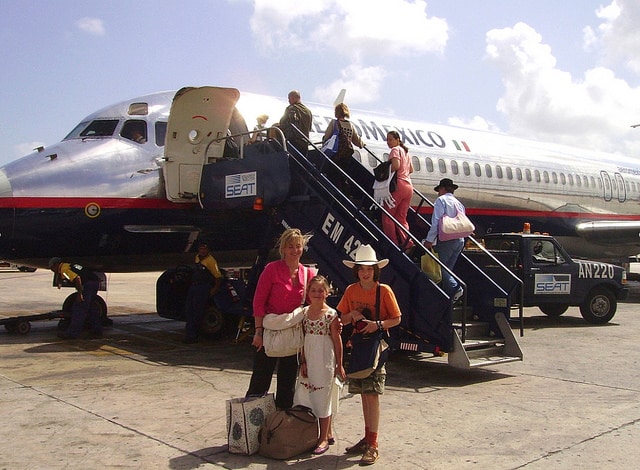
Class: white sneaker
453,287,464,301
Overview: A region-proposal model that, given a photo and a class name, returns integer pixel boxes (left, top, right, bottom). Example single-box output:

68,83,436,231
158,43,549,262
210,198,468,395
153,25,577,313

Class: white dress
293,307,338,419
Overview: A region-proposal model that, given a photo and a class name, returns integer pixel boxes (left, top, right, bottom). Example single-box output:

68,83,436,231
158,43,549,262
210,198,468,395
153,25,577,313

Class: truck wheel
200,304,226,338
580,288,616,324
539,304,568,317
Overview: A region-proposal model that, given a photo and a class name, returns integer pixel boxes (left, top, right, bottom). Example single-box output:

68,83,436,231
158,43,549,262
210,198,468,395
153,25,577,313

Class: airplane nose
0,168,14,251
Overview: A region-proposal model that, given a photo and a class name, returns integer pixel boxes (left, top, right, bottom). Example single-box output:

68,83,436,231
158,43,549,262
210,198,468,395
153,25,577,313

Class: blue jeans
434,238,464,296
184,283,211,340
66,280,101,337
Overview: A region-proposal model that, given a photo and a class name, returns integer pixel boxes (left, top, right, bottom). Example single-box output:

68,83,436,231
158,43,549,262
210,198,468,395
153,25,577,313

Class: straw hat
342,244,389,269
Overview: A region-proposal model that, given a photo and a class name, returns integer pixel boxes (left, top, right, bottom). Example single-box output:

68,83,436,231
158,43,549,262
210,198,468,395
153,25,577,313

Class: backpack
334,123,354,163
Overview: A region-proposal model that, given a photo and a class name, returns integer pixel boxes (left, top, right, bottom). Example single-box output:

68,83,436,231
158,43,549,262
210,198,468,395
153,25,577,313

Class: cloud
249,0,448,109
312,64,387,106
485,21,640,154
76,17,106,36
583,0,640,74
447,116,502,134
251,0,448,58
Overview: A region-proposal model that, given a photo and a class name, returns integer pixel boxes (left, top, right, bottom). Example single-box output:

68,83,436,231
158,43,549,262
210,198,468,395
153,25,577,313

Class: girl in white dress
294,275,346,454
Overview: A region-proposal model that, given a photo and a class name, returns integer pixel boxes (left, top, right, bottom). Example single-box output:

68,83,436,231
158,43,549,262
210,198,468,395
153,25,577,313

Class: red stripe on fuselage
0,197,188,210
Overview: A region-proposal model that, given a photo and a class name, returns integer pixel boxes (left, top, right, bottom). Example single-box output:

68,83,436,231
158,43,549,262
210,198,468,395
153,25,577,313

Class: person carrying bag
346,286,390,379
421,178,470,302
245,228,316,410
337,244,402,466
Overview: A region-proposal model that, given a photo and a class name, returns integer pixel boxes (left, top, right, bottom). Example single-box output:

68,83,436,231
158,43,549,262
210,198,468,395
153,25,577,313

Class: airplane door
600,170,612,202
163,87,241,202
615,172,626,202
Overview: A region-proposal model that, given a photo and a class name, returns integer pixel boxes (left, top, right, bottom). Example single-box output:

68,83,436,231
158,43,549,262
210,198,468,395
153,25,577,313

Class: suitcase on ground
258,405,319,459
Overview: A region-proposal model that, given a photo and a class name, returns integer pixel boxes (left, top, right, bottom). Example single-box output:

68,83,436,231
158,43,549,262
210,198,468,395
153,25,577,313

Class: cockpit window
155,121,167,146
81,120,119,137
63,119,119,140
121,120,147,143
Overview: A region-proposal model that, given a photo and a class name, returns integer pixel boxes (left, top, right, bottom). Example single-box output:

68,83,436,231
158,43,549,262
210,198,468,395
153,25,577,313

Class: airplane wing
575,220,640,246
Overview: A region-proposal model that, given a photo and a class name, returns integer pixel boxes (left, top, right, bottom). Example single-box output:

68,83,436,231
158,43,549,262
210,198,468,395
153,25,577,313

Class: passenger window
568,174,574,185
576,175,581,187
425,157,434,173
451,160,459,175
543,171,550,183
155,122,167,147
121,120,147,143
474,163,481,177
560,173,566,185
438,158,447,174
516,168,522,181
552,172,558,184
411,155,420,172
525,169,532,182
535,170,541,183
368,154,378,167
506,167,513,180
463,161,470,176
496,166,503,179
485,164,492,178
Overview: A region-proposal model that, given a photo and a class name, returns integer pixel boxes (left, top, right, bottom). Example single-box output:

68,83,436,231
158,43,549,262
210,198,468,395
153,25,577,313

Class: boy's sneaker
453,287,464,302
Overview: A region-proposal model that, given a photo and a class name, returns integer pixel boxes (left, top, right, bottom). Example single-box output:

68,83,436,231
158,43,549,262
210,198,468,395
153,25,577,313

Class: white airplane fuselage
0,87,639,270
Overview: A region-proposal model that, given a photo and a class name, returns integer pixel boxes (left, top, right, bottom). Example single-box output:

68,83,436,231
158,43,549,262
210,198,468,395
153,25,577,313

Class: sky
1,0,639,166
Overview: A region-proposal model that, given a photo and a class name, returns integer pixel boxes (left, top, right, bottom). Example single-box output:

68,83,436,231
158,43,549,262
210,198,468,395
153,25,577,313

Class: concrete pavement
2,269,640,469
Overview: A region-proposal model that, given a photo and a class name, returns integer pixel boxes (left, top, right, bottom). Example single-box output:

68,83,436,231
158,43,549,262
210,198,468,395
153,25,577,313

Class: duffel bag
258,405,319,459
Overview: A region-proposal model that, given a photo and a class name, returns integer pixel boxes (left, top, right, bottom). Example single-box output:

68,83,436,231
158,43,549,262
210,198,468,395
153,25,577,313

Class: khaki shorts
348,365,386,395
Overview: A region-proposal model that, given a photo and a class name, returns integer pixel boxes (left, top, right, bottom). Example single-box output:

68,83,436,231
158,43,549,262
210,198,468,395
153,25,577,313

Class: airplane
1,84,639,280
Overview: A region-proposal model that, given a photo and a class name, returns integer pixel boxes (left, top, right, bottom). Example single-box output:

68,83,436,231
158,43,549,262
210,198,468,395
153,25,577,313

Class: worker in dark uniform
48,257,102,339
183,242,223,343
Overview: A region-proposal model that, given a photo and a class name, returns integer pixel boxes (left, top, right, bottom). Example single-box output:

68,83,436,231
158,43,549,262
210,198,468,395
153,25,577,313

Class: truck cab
478,233,628,323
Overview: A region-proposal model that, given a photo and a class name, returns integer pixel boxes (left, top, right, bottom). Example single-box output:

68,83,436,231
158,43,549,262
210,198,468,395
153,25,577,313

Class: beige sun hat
342,244,389,269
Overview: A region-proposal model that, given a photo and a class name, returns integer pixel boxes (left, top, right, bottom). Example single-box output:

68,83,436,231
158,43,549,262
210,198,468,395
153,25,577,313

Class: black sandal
345,437,367,454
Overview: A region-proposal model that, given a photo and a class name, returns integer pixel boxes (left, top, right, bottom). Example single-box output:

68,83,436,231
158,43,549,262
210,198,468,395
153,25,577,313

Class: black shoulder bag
346,285,390,379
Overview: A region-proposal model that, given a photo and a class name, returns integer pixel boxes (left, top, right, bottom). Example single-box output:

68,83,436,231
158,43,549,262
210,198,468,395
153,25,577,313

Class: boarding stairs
197,128,523,368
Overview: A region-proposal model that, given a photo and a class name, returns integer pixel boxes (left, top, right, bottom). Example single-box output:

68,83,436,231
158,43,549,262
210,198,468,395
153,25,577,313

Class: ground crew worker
183,242,223,343
48,257,103,339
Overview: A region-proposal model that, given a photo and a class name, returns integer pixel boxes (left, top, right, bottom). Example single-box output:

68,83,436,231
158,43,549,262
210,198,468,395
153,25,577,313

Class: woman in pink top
245,228,316,409
382,130,414,249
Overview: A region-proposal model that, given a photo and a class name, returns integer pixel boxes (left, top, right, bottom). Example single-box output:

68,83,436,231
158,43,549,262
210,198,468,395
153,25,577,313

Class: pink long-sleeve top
252,260,317,317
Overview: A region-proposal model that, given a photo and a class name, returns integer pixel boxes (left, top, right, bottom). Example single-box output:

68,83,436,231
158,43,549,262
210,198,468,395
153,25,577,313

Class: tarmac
2,268,640,469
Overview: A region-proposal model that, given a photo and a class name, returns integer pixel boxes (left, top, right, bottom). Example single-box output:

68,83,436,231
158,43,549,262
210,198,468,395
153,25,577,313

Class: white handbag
262,269,308,358
262,307,305,357
439,202,474,241
439,212,474,241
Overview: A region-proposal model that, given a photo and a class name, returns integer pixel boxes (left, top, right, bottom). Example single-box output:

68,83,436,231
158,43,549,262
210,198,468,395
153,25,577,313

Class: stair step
459,338,505,350
448,312,523,369
454,322,495,338
467,355,522,368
